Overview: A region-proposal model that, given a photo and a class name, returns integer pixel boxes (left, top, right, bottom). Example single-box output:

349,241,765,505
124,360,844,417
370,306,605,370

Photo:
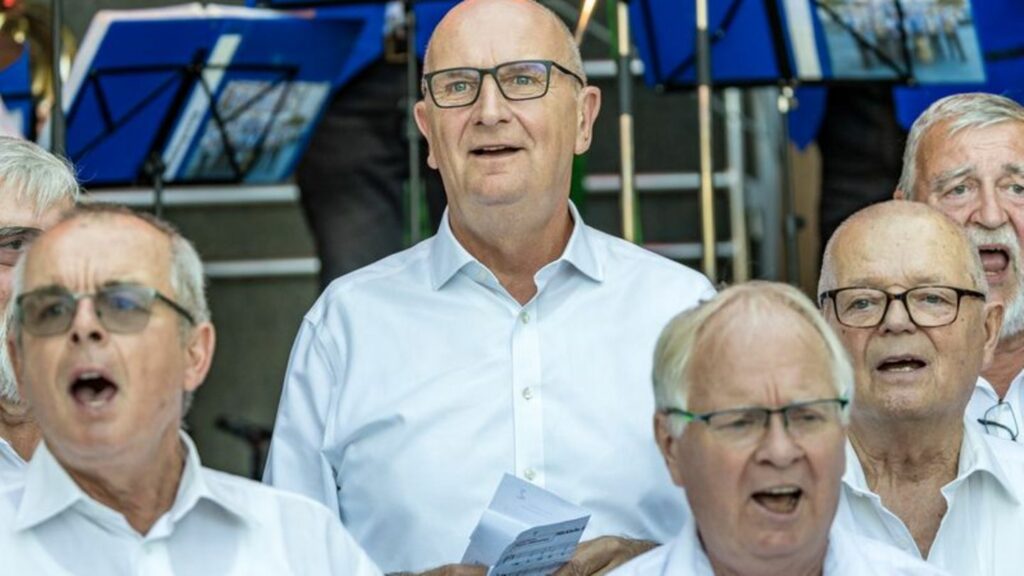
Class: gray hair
0,137,79,404
0,136,80,210
422,0,587,84
10,203,209,413
652,281,854,437
898,93,1024,196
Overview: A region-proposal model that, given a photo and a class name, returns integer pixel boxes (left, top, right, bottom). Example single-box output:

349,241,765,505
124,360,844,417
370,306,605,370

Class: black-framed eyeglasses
422,59,586,108
16,283,196,337
978,400,1019,441
662,398,848,446
818,285,985,328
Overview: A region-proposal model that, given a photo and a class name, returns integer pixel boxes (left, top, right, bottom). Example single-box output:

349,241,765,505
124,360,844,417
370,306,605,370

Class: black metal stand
50,0,65,155
67,54,298,212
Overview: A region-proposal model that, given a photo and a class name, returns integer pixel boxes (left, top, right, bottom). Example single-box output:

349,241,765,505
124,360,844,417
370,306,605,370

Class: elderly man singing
895,92,1024,441
264,0,713,572
0,137,78,482
820,201,1024,575
0,205,380,575
610,282,944,576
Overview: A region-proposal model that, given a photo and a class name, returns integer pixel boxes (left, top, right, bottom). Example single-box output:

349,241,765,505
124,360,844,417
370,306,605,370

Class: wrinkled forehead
689,304,835,401
833,218,976,288
426,2,569,70
24,215,173,291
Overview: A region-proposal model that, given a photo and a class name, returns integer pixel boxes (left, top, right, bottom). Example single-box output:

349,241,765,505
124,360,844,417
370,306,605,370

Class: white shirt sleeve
263,316,342,516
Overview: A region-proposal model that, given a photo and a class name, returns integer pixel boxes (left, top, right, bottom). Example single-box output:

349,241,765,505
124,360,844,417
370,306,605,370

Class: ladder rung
585,172,736,193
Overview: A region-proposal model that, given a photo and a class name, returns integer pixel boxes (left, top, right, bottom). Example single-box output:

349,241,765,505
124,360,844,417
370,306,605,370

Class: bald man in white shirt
264,0,713,573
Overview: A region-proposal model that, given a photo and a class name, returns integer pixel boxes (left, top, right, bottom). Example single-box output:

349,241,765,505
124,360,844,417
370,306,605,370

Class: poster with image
816,0,984,83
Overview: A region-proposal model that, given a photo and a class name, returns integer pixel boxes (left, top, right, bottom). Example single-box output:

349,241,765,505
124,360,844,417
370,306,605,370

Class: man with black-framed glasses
610,282,944,575
819,200,1024,575
265,0,714,573
0,205,381,575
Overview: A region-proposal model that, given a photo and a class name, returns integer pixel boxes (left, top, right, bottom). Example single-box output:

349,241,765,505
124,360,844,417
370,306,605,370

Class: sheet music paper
463,474,590,576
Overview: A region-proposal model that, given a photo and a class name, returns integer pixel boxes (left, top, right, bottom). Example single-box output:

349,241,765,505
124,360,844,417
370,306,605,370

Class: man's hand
391,564,488,576
554,536,658,576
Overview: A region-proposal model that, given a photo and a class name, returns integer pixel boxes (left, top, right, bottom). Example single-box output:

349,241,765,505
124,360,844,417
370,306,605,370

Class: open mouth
978,245,1011,276
69,371,118,408
469,145,522,158
876,355,927,373
752,486,802,514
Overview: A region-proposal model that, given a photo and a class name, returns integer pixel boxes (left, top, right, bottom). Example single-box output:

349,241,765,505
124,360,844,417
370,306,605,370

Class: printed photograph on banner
815,0,984,83
181,79,329,183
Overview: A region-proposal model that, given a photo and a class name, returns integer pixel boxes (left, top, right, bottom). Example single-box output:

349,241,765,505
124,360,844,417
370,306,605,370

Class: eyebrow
836,277,951,289
930,166,973,193
1005,163,1024,177
0,226,42,240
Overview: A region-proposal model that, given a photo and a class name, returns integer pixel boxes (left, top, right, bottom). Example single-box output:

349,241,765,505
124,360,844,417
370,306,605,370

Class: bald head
423,0,585,81
819,201,985,296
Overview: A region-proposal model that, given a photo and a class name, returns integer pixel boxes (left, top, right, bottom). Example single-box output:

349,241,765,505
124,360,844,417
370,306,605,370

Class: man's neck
63,433,187,536
0,400,40,461
849,414,963,558
983,331,1024,399
450,206,574,305
706,544,825,576
850,415,962,484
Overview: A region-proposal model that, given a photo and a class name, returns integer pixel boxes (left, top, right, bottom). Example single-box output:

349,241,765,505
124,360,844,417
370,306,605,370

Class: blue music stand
65,7,365,192
0,47,34,138
631,0,987,88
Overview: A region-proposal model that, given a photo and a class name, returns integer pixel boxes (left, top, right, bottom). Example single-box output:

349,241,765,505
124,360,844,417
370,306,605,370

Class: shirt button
522,387,534,400
520,311,530,324
524,468,536,481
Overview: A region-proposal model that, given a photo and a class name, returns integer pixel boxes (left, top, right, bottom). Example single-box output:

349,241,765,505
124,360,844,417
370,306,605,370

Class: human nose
473,73,512,126
971,184,1010,229
69,297,107,344
754,412,803,467
878,294,917,333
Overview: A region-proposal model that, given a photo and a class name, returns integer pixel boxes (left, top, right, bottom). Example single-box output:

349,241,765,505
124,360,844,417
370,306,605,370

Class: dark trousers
297,61,445,289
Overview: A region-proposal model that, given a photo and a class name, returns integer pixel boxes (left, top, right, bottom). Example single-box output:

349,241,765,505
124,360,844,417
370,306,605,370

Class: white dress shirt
609,512,948,576
835,424,1024,575
0,436,24,485
0,434,382,576
264,204,715,572
969,371,1023,441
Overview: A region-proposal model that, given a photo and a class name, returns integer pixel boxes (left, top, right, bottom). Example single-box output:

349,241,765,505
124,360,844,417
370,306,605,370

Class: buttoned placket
511,297,544,486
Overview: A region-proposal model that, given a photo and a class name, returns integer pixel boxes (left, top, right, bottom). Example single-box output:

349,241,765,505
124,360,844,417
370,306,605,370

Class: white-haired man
611,282,945,575
264,0,713,573
895,92,1024,441
0,137,78,482
0,205,381,574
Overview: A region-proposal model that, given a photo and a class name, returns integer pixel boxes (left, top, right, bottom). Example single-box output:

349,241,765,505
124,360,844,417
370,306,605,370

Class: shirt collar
0,436,25,469
841,424,1021,505
955,421,1021,505
15,431,248,533
428,201,603,290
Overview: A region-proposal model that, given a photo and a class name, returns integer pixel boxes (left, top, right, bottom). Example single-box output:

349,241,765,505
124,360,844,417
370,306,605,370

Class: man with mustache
895,93,1024,441
0,137,78,482
820,201,1024,575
